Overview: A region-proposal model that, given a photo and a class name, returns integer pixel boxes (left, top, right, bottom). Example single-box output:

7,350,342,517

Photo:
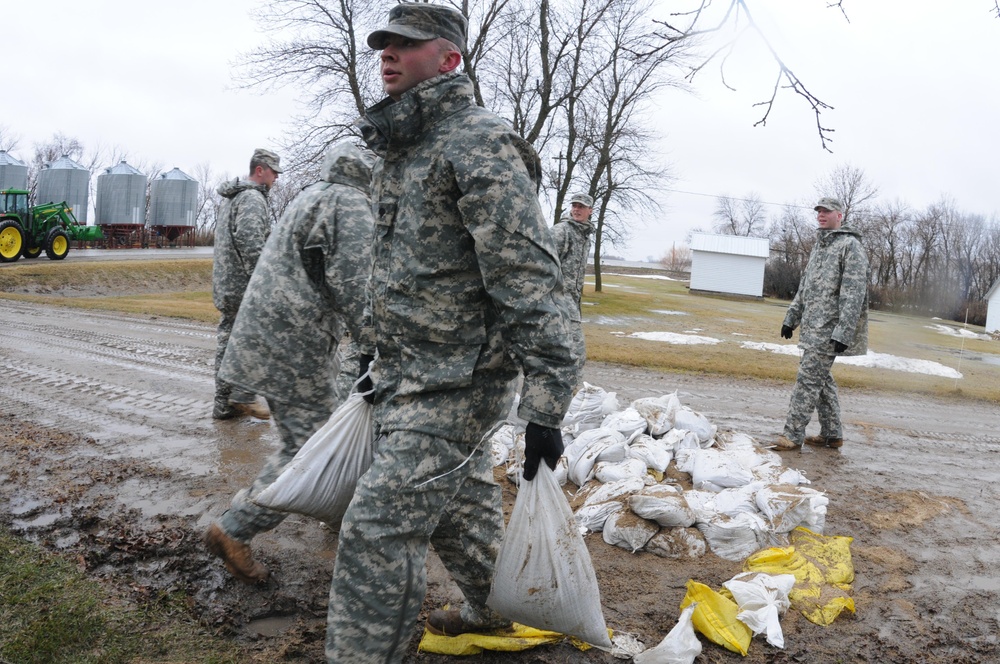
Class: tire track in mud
1,299,215,340
2,319,214,375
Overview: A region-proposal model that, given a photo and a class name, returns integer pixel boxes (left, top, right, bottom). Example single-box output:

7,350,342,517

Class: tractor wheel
45,228,70,260
0,219,25,263
23,243,42,259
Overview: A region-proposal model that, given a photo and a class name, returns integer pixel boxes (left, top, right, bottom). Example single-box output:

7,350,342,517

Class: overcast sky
5,1,999,261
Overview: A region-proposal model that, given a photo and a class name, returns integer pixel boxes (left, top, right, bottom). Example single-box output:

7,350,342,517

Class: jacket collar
357,71,475,157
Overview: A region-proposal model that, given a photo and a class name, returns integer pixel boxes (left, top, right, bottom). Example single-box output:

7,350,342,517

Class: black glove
523,422,564,482
780,325,793,340
358,353,375,404
831,340,848,353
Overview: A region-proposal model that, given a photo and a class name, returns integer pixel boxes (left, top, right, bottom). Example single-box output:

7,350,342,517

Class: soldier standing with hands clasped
324,4,584,662
774,197,869,452
211,148,282,421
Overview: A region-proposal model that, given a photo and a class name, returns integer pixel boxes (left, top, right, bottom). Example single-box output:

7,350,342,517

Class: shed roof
690,232,770,258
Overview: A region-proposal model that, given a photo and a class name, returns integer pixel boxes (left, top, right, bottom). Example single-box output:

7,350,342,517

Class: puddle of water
13,511,63,529
10,496,46,516
248,615,298,637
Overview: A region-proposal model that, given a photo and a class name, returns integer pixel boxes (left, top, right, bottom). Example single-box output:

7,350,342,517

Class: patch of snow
650,310,688,316
629,332,722,345
925,324,991,340
602,272,681,281
739,342,963,378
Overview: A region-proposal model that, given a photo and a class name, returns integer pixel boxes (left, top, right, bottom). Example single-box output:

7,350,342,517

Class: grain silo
0,151,28,191
36,155,91,223
148,168,198,247
96,161,147,247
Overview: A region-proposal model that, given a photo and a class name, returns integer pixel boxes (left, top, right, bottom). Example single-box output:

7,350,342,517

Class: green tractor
0,189,104,263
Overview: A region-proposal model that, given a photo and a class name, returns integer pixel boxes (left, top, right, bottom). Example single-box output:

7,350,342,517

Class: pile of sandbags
490,383,827,562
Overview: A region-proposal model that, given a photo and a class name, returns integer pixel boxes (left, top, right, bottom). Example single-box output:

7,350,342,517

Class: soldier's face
254,165,278,191
380,35,450,99
570,202,592,222
816,208,842,230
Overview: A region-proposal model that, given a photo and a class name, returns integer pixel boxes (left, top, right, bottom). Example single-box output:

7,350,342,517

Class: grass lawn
2,259,998,402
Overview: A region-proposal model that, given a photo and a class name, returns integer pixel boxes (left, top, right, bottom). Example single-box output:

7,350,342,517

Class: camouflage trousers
214,310,254,405
783,347,842,444
218,400,330,543
325,429,504,663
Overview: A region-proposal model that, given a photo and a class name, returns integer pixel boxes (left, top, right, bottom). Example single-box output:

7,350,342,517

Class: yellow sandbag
744,527,855,626
417,622,566,655
680,580,752,656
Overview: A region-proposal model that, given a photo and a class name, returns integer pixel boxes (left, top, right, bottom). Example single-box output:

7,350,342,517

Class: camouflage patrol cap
367,4,468,52
814,197,844,213
569,192,594,207
251,148,283,174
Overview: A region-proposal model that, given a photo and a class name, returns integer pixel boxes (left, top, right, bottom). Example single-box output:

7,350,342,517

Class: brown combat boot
231,400,271,420
425,608,512,636
772,435,800,451
804,435,844,448
204,524,269,583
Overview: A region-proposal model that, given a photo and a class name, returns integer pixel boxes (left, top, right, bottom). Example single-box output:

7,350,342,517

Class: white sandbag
630,392,681,437
703,484,762,519
595,442,630,464
575,500,624,533
565,428,626,487
714,430,758,451
723,572,796,648
657,428,688,450
632,603,702,664
672,447,697,475
673,407,716,445
755,484,828,533
602,510,659,553
628,488,696,527
680,489,718,521
696,512,767,562
506,454,568,488
645,527,707,559
581,477,647,506
488,464,612,648
506,392,529,429
601,407,648,443
628,434,673,473
490,439,510,466
253,393,373,526
752,463,809,486
562,382,620,434
690,448,756,491
595,458,650,484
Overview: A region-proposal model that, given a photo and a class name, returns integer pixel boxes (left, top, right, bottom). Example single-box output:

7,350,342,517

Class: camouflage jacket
218,144,374,410
784,226,869,356
550,215,594,318
356,71,583,441
212,179,271,314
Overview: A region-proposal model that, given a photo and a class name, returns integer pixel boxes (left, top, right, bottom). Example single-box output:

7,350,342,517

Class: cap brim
367,27,439,49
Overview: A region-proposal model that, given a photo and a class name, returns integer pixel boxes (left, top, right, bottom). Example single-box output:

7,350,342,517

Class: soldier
211,148,282,420
204,142,374,582
774,197,869,451
551,191,595,312
325,4,584,662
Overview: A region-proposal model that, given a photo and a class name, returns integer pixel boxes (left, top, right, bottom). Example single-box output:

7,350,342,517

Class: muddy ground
2,299,999,663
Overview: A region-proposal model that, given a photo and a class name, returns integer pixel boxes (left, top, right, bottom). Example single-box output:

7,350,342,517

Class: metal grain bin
36,155,91,223
0,151,28,191
149,168,198,227
96,160,147,225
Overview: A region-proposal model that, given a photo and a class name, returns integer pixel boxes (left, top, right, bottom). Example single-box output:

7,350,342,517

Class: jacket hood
828,224,862,240
321,142,374,192
217,178,268,199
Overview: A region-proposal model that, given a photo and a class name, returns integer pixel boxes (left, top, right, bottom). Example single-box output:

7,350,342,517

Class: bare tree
712,192,767,236
0,125,20,153
812,163,879,224
647,1,848,150
660,243,691,272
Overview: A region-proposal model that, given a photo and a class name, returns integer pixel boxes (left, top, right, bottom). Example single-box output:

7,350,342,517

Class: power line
662,188,813,210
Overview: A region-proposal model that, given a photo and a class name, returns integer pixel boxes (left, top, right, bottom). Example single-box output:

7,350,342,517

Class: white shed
986,277,1000,333
688,233,771,298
